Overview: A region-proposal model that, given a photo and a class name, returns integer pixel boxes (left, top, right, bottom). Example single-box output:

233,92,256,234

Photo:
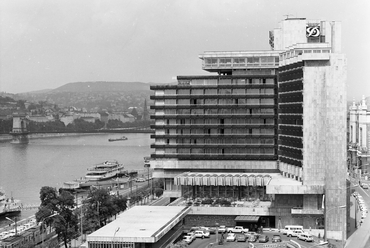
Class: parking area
182,230,325,248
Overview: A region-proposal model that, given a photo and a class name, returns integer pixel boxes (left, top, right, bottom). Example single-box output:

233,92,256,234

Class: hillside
52,81,151,92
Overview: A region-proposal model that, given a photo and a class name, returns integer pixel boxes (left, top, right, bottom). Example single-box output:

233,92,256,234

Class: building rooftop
87,206,190,243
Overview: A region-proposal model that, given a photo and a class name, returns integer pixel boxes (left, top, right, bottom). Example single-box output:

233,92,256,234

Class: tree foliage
82,188,127,233
35,187,79,248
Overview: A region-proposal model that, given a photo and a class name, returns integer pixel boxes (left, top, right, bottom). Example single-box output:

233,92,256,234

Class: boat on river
85,160,125,181
0,189,21,217
108,136,128,142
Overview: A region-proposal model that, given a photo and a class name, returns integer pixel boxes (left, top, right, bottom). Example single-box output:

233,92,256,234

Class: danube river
0,133,151,222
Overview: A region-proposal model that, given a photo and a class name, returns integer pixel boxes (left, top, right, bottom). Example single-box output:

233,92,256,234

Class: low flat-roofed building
87,206,190,248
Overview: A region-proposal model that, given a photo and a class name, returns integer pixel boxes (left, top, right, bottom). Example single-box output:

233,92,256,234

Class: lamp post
112,227,120,247
215,222,219,243
5,217,17,236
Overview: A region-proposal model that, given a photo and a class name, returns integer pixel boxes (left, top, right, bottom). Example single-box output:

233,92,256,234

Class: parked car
218,225,227,233
236,234,247,242
135,178,146,182
258,235,269,243
194,230,210,239
297,233,314,242
291,230,304,237
227,226,249,233
361,183,369,189
249,235,258,242
272,235,282,243
226,233,236,242
183,234,195,244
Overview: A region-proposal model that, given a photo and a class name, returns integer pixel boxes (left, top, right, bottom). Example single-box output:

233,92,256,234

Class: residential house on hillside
27,115,55,123
109,112,135,123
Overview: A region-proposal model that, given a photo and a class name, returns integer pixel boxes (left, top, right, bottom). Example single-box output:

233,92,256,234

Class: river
0,133,151,223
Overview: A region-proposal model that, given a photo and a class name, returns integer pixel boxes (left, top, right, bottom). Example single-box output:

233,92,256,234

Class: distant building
109,113,135,123
27,115,54,123
348,96,370,174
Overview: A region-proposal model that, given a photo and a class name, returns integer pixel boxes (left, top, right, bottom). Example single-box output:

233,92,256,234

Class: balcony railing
291,207,324,215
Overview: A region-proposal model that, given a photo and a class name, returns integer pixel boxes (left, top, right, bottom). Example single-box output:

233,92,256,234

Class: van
282,225,303,236
297,233,314,242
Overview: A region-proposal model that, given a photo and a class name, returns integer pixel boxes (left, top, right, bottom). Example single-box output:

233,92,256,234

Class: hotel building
150,18,347,240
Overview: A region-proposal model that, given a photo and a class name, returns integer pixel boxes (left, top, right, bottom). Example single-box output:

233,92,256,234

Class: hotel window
233,58,245,66
247,98,260,105
178,89,190,95
313,50,321,53
251,78,262,84
232,88,245,95
220,58,232,67
164,109,176,115
177,109,190,114
261,99,274,105
235,78,248,85
164,99,176,105
247,57,260,66
205,99,217,104
178,148,190,154
191,89,203,95
177,99,189,105
191,109,204,115
265,78,275,85
261,88,274,94
304,50,312,53
205,58,218,66
164,89,176,95
246,89,260,94
205,89,217,95
219,88,232,95
219,78,232,85
238,98,246,104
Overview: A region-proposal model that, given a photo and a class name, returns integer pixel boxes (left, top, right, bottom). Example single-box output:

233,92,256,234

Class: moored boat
85,160,125,181
108,136,128,142
0,189,21,217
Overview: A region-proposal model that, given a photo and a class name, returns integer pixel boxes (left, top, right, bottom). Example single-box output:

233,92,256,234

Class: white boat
85,160,125,181
0,188,22,217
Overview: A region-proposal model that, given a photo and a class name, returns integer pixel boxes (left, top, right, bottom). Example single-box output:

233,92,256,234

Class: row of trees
35,187,127,248
35,179,164,247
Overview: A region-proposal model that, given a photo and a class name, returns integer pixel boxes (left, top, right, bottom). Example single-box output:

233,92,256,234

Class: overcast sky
0,0,369,100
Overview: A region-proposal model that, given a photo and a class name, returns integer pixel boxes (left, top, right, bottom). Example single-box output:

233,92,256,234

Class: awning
235,215,260,223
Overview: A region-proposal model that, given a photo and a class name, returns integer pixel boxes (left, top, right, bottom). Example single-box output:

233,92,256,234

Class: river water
0,133,151,223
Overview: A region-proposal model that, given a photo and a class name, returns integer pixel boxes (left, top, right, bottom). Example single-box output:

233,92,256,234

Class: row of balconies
150,94,276,100
151,154,277,160
151,134,276,139
151,104,276,109
151,114,276,119
151,124,276,129
151,144,276,149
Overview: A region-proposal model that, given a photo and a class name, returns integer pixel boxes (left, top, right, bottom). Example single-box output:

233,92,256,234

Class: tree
82,188,127,233
35,187,79,248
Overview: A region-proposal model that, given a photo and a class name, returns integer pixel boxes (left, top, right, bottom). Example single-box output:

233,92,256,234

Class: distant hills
52,81,151,93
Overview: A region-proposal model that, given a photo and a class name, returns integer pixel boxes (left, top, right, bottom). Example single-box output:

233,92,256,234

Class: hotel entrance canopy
235,215,260,223
174,172,272,187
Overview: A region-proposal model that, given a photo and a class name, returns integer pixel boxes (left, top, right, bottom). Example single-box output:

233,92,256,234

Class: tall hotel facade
150,18,347,240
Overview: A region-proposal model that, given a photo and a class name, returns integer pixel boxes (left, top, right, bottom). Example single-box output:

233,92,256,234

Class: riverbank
0,129,154,141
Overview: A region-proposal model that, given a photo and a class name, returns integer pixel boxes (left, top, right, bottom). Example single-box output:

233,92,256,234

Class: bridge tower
10,113,29,144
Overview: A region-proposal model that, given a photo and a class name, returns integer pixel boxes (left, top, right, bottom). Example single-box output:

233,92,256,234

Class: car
297,233,314,242
218,225,227,233
236,233,247,242
226,233,236,242
183,234,195,244
194,230,210,239
249,234,258,242
361,183,369,189
258,235,269,243
290,230,304,237
272,235,282,243
135,178,146,182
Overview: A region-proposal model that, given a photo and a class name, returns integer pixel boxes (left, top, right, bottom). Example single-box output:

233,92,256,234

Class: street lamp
5,217,17,236
215,222,219,243
112,227,120,247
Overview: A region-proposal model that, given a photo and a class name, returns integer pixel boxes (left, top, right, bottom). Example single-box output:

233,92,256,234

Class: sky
0,0,369,100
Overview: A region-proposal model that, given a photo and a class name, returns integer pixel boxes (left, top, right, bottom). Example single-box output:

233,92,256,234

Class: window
178,89,190,95
205,89,218,95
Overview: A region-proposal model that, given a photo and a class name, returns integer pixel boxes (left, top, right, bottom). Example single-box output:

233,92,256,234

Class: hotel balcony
151,124,276,129
150,114,276,119
151,153,277,160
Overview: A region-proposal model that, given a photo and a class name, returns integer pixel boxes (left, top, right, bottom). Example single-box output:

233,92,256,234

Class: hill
52,81,150,93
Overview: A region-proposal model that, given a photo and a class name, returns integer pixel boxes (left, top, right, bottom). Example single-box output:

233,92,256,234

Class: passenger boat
108,136,128,142
85,160,125,181
0,188,21,217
